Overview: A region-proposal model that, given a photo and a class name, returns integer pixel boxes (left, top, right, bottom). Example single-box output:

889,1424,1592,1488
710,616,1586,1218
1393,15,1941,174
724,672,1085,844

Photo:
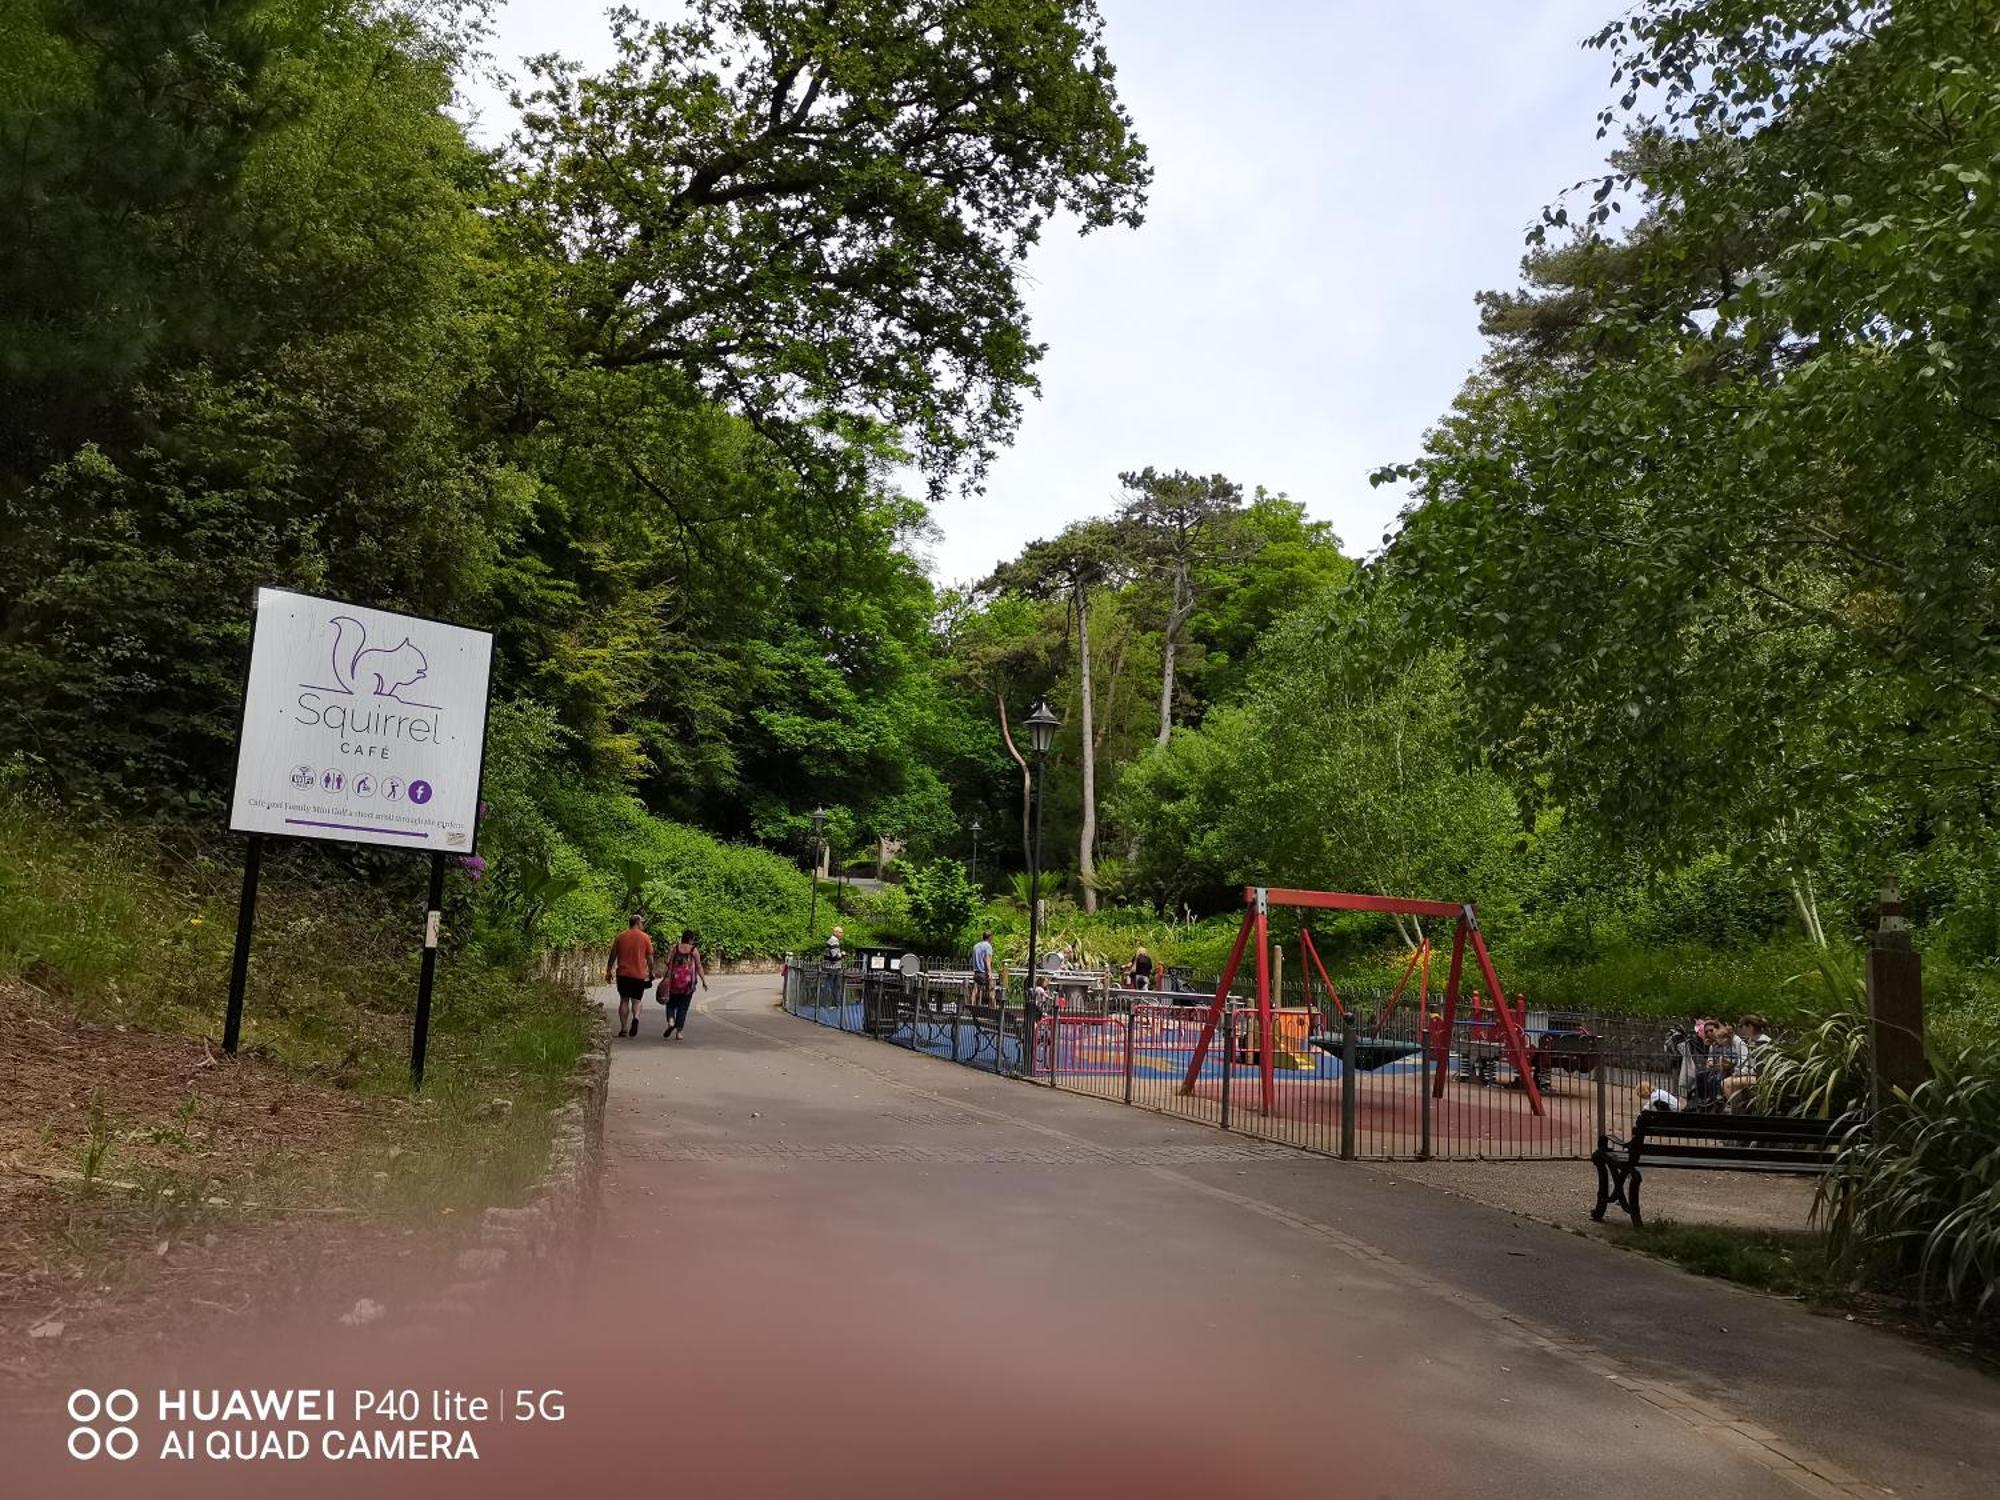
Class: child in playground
1634,1081,1680,1113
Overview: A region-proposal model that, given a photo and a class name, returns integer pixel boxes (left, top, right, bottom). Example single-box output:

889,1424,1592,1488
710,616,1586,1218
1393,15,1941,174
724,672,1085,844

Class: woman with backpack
661,929,708,1040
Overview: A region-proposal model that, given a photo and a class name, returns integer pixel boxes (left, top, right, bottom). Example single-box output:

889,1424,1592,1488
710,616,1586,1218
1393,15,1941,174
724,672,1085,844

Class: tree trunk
996,692,1032,869
1091,629,1134,888
1791,871,1828,949
1156,562,1192,748
1095,630,1129,763
1076,582,1098,913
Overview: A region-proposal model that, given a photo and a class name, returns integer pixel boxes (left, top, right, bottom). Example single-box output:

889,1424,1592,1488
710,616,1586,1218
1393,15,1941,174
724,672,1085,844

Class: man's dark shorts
615,975,650,1002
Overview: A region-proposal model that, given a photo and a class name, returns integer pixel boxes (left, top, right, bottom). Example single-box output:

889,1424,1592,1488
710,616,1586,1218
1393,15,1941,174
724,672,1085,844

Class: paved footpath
585,976,1997,1499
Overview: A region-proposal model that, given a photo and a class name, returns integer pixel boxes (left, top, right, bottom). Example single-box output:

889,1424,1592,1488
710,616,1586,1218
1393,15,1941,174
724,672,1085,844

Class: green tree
1115,467,1244,747
504,0,1150,488
1377,0,2000,929
0,0,503,802
1118,586,1522,935
902,857,978,952
985,520,1125,910
1183,491,1351,711
937,589,1065,867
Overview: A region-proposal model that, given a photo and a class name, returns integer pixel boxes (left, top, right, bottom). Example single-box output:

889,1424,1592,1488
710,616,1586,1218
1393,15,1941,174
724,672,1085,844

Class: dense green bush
903,859,979,950
1757,1015,1873,1118
1718,1013,2000,1330
1838,1046,2000,1327
973,899,1241,974
530,784,817,960
841,883,915,947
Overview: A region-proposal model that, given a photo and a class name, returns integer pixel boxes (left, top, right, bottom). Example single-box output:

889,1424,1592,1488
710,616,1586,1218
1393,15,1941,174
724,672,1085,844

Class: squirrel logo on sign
306,615,441,709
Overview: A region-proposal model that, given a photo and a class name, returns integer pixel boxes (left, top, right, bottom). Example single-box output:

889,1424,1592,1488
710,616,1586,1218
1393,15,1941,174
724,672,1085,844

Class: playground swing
1296,928,1431,1074
1179,886,1547,1118
1215,928,1431,1074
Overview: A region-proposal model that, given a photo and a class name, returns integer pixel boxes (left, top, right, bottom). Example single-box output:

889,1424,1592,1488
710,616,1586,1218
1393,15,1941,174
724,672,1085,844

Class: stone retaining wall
420,1000,613,1316
711,956,786,975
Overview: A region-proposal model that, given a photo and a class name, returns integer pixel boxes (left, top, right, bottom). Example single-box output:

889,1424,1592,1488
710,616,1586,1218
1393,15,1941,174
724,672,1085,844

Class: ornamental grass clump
1757,1013,1872,1118
1820,1046,2000,1330
1763,1015,2000,1328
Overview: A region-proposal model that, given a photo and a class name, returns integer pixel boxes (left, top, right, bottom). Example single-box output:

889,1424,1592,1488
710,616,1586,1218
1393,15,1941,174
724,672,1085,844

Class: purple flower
477,801,490,821
460,855,487,881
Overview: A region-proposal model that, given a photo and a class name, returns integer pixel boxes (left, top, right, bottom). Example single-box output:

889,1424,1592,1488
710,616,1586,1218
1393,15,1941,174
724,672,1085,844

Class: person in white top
1723,1014,1767,1105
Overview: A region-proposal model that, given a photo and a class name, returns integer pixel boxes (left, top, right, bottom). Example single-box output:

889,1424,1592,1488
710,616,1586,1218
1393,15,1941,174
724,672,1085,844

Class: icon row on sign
288,767,433,804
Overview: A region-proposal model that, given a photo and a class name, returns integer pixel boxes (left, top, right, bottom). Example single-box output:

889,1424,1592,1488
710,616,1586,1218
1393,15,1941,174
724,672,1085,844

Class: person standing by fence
607,914,654,1039
971,929,995,1002
1125,945,1155,992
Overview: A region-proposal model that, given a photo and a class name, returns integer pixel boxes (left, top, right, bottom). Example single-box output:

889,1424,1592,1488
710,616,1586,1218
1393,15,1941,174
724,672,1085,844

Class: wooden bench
1591,1109,1853,1228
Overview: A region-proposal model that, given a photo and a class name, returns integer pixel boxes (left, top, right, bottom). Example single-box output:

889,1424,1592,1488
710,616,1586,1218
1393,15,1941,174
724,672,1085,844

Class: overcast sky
467,1,1618,583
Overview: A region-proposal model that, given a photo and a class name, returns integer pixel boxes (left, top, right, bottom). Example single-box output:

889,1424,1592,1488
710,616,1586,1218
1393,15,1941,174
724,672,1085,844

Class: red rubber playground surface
1040,1007,1605,1160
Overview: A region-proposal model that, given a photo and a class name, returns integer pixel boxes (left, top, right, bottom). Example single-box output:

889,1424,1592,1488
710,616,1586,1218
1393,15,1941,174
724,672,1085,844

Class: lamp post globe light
807,806,828,944
1022,697,1060,1077
1027,699,1059,756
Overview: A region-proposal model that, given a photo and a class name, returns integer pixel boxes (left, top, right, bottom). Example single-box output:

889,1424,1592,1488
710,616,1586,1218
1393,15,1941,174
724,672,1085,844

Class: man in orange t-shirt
607,915,654,1039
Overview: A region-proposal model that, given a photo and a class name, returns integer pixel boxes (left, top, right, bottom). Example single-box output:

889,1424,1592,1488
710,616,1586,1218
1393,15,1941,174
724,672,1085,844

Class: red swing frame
1178,887,1545,1116
1299,929,1432,1035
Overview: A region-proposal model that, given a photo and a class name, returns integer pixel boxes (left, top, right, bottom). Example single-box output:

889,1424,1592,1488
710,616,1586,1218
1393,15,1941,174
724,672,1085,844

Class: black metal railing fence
782,959,1697,1162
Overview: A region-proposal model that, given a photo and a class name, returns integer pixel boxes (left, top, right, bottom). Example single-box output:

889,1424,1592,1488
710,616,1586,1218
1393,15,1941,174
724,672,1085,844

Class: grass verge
0,794,596,1368
1607,1220,1833,1299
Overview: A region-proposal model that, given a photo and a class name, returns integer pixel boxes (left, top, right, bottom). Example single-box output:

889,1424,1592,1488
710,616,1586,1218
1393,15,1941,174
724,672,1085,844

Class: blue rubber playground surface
790,1000,1436,1081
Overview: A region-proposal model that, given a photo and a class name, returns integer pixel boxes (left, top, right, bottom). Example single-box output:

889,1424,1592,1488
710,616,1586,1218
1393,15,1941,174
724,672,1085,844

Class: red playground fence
783,883,1687,1162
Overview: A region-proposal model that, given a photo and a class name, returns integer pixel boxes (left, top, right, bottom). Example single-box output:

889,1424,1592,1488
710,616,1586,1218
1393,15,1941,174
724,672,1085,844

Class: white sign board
230,588,494,854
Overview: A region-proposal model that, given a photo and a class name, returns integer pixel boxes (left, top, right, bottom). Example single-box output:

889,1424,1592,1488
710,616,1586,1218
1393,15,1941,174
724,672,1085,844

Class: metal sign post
222,834,265,1054
411,852,447,1088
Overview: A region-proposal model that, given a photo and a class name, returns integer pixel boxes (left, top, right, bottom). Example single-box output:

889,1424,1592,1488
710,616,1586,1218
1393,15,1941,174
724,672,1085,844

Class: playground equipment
1180,887,1546,1118
1291,928,1426,1071
1296,928,1431,1031
1298,927,1434,1051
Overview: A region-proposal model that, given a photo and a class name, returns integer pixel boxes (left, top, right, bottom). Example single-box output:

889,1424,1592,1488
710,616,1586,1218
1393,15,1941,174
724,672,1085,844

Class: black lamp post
807,806,828,944
1022,698,1060,1077
970,815,981,886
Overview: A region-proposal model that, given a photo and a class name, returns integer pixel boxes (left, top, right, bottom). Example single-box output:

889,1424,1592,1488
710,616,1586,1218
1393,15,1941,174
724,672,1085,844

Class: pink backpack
669,945,698,994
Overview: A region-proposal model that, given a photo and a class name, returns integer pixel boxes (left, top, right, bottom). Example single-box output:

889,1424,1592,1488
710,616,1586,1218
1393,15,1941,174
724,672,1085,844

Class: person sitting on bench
1687,1021,1737,1106
1723,1014,1767,1107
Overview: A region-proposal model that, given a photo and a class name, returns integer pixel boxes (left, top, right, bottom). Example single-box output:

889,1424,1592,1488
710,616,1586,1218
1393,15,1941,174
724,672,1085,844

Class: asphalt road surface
580,974,1996,1499
8,973,1993,1499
